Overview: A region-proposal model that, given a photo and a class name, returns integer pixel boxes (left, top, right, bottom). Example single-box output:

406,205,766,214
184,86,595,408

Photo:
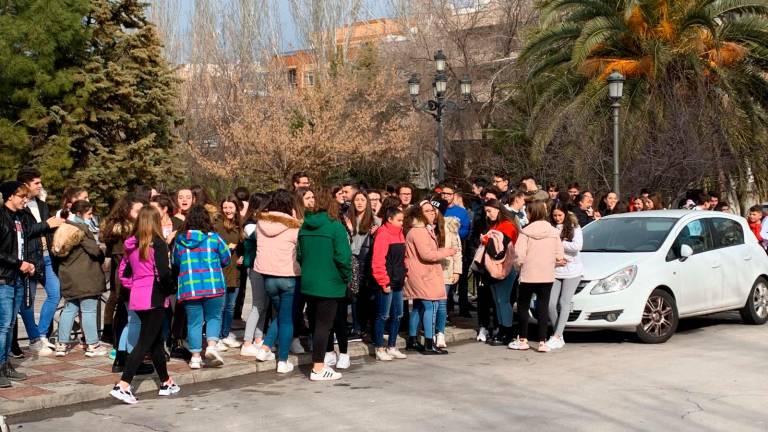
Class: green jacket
297,211,352,298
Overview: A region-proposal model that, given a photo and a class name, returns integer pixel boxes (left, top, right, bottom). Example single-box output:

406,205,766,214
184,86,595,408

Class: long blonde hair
132,205,164,260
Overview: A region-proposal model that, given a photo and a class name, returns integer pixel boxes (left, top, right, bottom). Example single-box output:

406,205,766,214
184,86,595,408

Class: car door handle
744,255,753,261
711,262,721,269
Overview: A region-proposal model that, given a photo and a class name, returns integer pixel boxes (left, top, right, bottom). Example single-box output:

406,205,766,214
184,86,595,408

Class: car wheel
636,289,678,344
739,277,768,325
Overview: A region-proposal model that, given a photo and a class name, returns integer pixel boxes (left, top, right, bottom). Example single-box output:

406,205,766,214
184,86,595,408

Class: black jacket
0,205,51,283
22,197,54,281
572,207,594,227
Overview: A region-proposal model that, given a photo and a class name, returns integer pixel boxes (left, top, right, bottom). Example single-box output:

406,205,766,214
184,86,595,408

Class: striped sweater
172,230,231,302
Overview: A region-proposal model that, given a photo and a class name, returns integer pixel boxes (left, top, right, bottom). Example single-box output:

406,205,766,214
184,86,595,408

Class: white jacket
554,224,583,279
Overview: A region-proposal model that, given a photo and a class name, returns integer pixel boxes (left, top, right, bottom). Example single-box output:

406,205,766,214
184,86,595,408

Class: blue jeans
58,297,100,345
18,280,40,341
0,278,24,363
38,255,61,337
490,270,517,327
409,299,438,340
184,295,225,353
374,288,403,348
263,276,296,361
118,308,141,352
220,289,238,338
435,285,451,334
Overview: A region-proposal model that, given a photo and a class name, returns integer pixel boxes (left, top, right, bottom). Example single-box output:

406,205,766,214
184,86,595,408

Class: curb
3,327,477,416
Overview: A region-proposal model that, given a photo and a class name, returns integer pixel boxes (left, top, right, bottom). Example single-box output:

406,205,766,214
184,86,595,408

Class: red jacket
371,222,406,290
483,219,519,246
749,220,763,242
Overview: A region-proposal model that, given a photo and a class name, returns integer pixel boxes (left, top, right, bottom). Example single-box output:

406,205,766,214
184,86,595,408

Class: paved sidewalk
0,324,476,415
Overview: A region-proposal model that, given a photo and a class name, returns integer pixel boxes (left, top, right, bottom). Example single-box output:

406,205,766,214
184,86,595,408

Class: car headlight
590,266,637,295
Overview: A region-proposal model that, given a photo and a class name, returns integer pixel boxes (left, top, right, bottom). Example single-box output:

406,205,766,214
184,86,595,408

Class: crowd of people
0,168,763,405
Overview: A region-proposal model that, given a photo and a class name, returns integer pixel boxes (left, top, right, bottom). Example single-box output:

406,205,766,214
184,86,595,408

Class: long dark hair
550,201,576,241
102,193,147,245
243,192,268,225
183,205,214,233
191,185,213,206
483,199,516,227
347,191,374,234
220,194,243,231
265,189,296,216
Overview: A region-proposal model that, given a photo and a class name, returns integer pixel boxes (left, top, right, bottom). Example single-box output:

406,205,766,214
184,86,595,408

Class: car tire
739,277,768,325
636,289,678,344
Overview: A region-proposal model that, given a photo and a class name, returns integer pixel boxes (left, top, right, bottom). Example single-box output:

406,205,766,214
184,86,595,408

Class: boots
1,361,27,381
405,336,424,352
421,338,448,355
113,351,156,375
100,324,114,345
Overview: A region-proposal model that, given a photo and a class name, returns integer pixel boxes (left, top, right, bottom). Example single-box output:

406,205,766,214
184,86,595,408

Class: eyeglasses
369,197,381,202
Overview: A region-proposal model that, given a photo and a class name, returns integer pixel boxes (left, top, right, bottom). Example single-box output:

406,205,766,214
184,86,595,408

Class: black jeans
121,308,169,384
516,282,553,342
327,298,349,354
476,276,496,329
307,295,338,364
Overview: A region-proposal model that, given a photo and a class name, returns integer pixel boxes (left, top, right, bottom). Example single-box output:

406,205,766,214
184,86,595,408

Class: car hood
581,252,652,280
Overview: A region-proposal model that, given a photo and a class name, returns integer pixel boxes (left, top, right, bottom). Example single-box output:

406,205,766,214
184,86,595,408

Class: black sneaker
0,374,11,388
2,362,27,381
158,381,181,396
348,330,363,343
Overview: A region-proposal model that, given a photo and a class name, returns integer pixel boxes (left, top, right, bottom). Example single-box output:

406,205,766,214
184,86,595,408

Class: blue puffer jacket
172,230,231,302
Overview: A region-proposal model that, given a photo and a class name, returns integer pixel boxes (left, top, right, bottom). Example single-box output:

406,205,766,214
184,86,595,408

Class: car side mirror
680,244,694,261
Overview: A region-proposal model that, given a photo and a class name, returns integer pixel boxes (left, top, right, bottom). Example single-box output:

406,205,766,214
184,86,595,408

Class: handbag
478,230,516,280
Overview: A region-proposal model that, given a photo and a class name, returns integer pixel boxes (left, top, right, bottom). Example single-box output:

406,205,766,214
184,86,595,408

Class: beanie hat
0,181,24,203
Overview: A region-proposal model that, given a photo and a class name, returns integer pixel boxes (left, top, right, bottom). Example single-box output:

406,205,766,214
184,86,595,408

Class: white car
568,210,768,343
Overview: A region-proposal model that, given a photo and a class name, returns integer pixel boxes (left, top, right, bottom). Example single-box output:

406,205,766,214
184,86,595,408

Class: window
288,69,297,87
667,219,714,260
304,71,315,87
710,218,744,249
582,217,677,253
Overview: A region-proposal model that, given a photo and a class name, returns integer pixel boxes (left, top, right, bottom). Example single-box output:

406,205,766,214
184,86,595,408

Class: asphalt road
8,312,768,432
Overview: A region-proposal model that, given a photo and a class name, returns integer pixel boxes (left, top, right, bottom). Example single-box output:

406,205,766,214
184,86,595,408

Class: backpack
51,223,84,257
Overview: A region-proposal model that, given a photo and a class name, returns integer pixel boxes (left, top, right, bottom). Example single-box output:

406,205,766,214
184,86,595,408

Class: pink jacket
255,211,302,277
404,222,454,301
118,236,172,311
514,220,565,283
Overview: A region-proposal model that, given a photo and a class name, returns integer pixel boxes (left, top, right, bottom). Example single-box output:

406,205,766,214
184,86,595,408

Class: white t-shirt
26,199,42,222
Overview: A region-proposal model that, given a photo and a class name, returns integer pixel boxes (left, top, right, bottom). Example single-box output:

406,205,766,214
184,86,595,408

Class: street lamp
607,70,625,198
408,50,472,183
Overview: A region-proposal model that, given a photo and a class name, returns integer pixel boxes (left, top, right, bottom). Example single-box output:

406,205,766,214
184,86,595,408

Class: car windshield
582,217,678,253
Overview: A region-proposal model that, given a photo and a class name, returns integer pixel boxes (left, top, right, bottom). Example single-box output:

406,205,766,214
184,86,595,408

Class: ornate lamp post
408,50,472,183
607,70,625,197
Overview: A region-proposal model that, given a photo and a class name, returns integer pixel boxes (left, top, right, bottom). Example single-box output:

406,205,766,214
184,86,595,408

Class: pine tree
69,0,182,207
0,0,90,186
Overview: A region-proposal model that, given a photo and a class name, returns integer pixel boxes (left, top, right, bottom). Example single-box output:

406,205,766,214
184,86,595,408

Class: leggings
326,298,349,354
476,277,496,329
516,282,553,342
306,295,338,364
549,277,580,337
244,270,268,342
121,308,169,384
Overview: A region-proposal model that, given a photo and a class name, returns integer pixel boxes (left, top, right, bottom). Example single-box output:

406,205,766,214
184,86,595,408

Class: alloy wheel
641,295,674,337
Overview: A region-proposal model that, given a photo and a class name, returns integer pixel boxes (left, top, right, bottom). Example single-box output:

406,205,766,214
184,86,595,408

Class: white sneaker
38,342,54,356
222,333,242,348
27,339,43,351
477,327,489,342
545,336,565,350
386,347,407,359
239,344,262,357
189,357,202,369
205,347,224,367
324,351,337,367
255,348,275,362
158,380,181,396
290,338,305,354
277,361,294,374
435,332,447,348
336,353,350,369
40,337,56,349
110,384,138,404
375,349,393,361
310,367,342,381
85,343,109,357
508,337,530,351
215,340,229,352
55,343,68,357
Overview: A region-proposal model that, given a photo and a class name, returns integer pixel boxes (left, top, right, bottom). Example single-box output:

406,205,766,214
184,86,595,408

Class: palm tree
519,0,768,202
